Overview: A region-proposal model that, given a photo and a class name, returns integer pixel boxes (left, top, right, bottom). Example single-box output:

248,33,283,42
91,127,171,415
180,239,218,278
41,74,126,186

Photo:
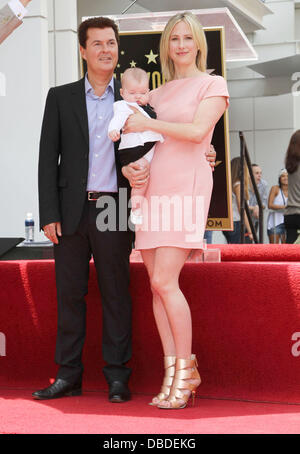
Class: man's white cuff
8,0,28,21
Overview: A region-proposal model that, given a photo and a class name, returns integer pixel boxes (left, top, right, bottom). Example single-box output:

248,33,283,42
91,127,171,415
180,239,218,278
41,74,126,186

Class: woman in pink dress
125,11,229,409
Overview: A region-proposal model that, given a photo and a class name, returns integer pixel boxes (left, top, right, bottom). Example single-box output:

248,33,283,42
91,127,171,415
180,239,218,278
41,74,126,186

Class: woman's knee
150,274,174,298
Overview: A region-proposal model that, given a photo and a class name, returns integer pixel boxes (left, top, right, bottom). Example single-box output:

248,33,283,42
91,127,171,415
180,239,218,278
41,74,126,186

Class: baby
108,67,164,225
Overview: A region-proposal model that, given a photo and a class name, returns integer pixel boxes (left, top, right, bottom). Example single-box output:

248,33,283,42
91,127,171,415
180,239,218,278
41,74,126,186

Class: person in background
284,130,300,243
0,0,31,44
248,163,268,237
267,169,288,244
223,157,253,244
203,229,213,244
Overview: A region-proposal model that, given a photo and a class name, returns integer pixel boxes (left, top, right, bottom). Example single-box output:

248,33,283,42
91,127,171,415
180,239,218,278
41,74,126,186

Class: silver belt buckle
88,192,97,201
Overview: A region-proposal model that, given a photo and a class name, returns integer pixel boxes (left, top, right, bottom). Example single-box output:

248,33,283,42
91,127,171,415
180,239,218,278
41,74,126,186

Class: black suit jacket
38,77,131,234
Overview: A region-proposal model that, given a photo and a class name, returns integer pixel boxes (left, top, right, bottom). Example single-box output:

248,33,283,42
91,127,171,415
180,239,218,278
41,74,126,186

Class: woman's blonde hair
159,11,207,82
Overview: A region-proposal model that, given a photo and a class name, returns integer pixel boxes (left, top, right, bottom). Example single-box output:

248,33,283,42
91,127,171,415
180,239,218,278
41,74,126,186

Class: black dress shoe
32,378,82,400
108,381,131,403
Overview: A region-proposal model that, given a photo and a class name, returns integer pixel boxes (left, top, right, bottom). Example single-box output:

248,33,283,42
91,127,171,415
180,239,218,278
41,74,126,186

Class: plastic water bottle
25,213,34,242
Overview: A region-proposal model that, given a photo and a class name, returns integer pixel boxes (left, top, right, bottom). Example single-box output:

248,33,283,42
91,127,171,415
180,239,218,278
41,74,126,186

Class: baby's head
120,68,150,105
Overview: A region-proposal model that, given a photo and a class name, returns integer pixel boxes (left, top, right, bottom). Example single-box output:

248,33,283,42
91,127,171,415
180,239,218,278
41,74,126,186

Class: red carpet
1,389,300,434
1,244,300,422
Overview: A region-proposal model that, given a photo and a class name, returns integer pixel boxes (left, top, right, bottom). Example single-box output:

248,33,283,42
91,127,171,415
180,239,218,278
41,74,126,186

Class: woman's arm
124,96,227,144
268,186,285,210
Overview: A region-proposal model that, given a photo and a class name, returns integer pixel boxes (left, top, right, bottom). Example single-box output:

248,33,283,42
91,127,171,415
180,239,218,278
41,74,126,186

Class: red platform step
0,245,300,404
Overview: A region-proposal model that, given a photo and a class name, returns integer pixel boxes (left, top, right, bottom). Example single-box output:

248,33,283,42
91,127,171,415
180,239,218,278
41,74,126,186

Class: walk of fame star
145,49,158,64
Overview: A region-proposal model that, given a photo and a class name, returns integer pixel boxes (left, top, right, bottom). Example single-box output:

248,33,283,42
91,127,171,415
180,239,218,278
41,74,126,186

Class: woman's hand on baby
109,130,120,142
123,107,150,134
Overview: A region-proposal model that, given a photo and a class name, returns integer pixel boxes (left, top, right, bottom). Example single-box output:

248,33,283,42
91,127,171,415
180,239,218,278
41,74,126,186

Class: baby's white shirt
108,100,164,150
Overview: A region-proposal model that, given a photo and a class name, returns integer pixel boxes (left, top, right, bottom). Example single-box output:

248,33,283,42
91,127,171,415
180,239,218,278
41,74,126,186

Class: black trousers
54,196,133,385
284,214,300,244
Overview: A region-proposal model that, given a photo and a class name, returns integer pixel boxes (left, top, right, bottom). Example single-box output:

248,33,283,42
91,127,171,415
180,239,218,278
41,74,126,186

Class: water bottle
25,212,34,242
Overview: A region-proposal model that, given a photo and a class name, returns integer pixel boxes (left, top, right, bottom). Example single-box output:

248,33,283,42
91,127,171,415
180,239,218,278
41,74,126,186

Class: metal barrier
239,131,264,243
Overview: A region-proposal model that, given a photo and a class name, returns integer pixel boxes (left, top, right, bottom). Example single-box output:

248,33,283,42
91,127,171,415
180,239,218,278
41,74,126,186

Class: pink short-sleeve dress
134,74,229,250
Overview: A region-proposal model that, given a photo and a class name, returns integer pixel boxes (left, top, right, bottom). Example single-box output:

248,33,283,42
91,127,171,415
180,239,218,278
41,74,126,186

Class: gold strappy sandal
157,354,201,409
149,355,176,406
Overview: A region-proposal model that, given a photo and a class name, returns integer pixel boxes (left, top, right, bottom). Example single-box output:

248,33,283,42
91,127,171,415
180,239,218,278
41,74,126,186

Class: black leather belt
87,191,118,201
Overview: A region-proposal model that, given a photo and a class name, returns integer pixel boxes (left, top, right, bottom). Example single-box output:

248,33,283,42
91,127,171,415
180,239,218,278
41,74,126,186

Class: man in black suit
33,17,216,402
33,17,143,403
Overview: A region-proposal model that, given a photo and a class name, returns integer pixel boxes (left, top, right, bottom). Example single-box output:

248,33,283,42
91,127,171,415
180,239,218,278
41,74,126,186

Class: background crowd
212,129,300,245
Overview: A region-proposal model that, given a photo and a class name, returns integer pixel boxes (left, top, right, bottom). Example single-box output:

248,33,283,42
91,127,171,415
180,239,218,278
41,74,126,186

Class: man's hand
20,0,32,7
206,144,216,171
109,130,120,142
122,161,150,189
43,222,62,244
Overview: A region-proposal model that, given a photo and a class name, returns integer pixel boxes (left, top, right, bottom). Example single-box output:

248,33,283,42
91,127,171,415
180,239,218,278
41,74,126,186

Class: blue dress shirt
85,73,118,192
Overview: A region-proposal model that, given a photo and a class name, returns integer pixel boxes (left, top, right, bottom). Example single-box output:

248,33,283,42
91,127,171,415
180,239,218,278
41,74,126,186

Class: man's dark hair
78,17,120,48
